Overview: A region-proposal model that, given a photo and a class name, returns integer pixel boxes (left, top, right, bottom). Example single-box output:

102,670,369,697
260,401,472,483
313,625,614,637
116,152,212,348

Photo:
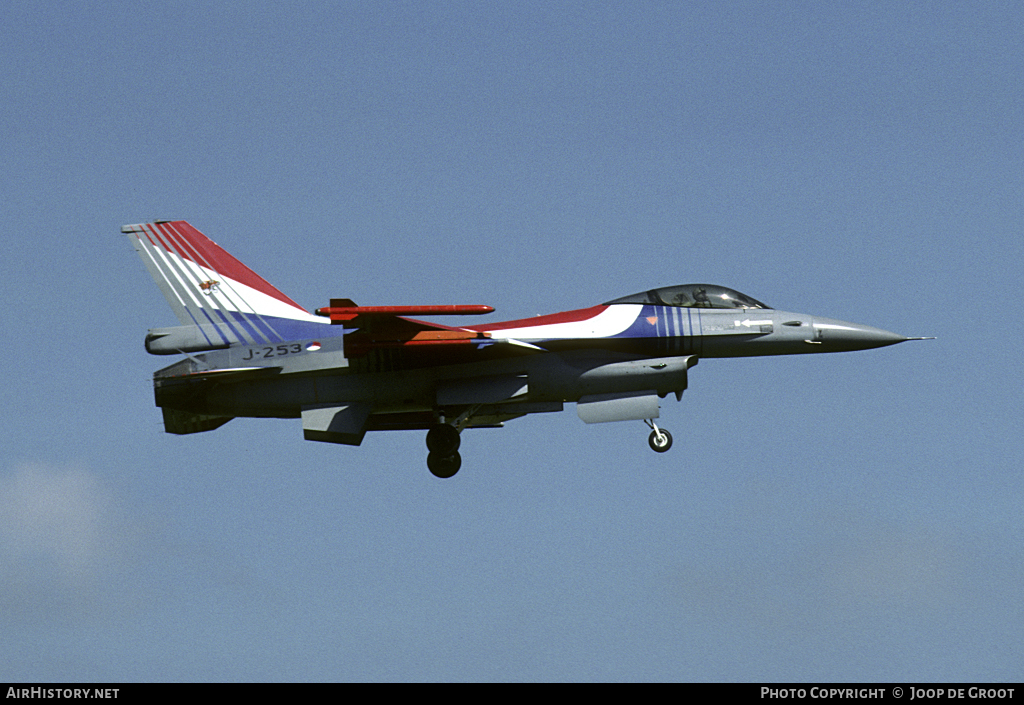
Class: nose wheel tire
648,428,673,453
427,451,462,478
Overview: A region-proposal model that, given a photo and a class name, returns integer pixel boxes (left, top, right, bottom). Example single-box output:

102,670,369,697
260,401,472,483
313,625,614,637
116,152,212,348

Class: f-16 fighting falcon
124,221,930,478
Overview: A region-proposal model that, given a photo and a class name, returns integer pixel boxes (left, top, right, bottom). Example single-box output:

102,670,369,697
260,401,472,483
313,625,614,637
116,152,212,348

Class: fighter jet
124,221,929,478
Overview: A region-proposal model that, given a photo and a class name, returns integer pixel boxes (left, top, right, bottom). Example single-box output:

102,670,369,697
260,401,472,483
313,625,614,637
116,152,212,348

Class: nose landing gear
644,419,673,453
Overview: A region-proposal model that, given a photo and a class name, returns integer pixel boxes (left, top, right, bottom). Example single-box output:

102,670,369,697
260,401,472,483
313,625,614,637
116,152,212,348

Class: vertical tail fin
123,221,324,348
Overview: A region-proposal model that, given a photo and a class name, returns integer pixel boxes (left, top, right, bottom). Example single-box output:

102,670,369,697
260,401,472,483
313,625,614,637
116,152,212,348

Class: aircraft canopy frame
604,284,771,310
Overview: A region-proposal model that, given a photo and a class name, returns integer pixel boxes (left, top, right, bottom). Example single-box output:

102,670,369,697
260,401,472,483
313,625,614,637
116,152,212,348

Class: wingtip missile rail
315,303,495,324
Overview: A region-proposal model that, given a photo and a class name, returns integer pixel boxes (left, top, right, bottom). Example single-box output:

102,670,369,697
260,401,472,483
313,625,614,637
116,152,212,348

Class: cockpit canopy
604,284,771,310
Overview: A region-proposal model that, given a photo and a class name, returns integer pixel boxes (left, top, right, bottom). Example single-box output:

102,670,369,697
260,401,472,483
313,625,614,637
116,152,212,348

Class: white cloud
0,463,132,623
819,521,965,610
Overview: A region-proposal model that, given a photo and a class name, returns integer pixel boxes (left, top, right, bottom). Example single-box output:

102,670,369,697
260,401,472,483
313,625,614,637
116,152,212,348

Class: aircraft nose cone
812,317,908,351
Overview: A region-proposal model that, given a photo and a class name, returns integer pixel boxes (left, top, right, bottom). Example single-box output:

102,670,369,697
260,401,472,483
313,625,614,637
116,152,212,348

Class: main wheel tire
648,429,673,453
426,424,461,456
427,451,462,479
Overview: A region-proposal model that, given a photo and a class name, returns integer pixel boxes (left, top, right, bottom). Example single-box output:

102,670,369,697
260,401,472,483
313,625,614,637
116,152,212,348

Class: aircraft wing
314,299,544,362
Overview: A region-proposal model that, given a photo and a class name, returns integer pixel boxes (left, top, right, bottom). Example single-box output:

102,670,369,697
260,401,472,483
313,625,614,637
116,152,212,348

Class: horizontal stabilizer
146,324,234,354
156,365,281,381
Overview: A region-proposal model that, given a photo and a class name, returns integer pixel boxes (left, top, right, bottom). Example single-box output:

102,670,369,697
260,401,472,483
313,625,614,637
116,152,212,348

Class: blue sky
2,1,1021,682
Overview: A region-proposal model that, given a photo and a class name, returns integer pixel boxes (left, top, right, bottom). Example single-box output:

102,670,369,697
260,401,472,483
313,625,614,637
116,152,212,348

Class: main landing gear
644,419,673,453
426,423,462,478
424,416,673,478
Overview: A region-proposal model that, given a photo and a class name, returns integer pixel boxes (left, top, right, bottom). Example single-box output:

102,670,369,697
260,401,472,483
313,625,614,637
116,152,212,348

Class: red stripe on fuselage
151,221,307,312
467,305,609,332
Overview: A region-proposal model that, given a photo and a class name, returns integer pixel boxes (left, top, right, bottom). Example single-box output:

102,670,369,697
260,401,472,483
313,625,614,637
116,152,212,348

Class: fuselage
124,219,926,474
151,296,910,425
470,302,909,358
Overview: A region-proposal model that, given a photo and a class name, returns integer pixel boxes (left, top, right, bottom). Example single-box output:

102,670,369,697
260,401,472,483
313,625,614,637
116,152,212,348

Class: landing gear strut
426,423,462,478
644,419,673,453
